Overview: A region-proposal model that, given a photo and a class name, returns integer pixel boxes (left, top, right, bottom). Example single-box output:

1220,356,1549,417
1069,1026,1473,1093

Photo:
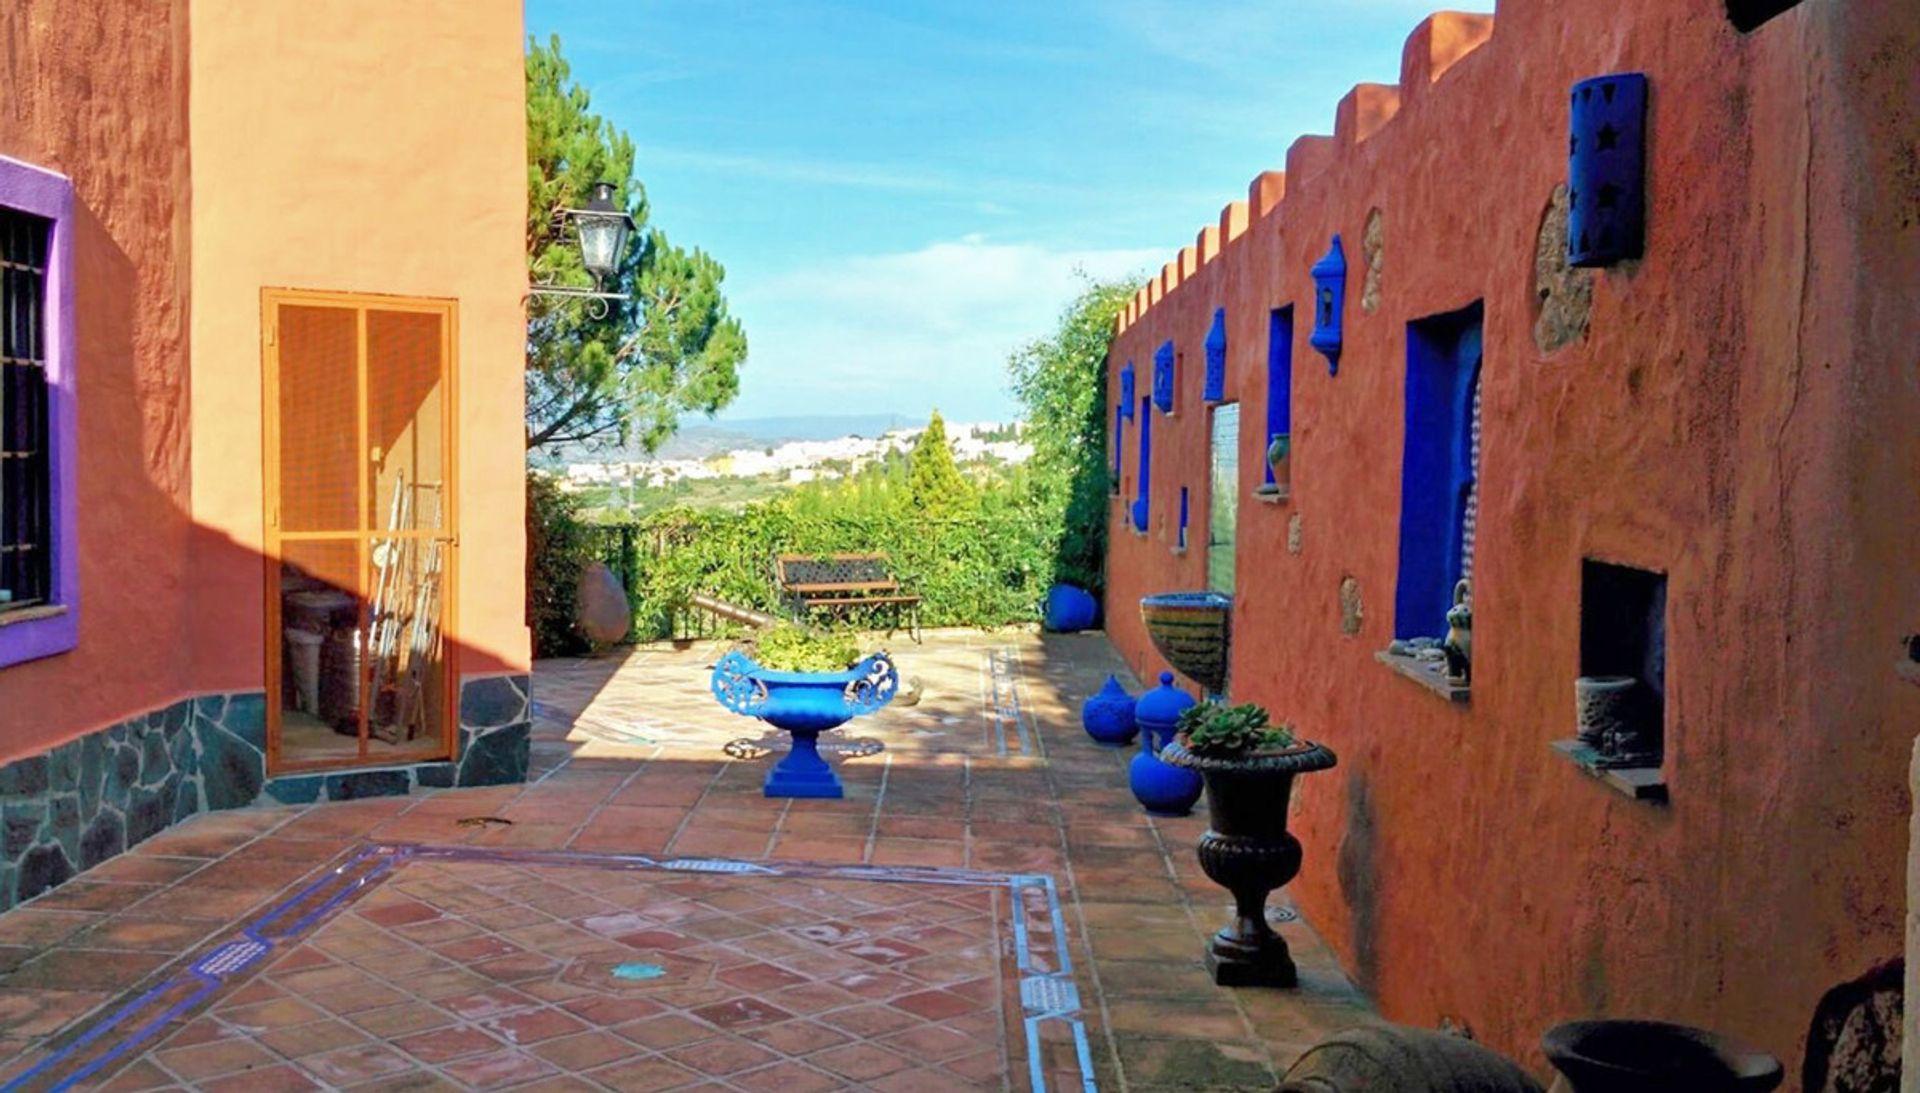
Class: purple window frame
0,156,77,669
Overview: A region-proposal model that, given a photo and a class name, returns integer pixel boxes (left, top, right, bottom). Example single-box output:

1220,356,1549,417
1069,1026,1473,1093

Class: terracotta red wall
1105,1,1920,1082
0,2,194,761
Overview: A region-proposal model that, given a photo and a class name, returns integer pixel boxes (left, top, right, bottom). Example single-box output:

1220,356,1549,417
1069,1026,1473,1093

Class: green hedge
590,500,1057,640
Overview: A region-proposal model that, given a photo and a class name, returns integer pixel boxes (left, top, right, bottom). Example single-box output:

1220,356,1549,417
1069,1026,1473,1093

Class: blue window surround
1394,301,1483,640
1131,396,1153,533
1152,341,1175,415
1263,307,1294,488
1119,362,1135,420
0,155,78,670
1177,487,1190,551
1112,404,1125,487
1202,309,1227,403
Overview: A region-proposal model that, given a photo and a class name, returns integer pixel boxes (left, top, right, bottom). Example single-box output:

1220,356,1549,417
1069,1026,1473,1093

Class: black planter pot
1161,736,1337,987
1542,1020,1783,1093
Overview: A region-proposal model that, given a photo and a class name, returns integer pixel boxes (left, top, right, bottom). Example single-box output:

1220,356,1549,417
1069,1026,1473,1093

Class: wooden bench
776,552,922,642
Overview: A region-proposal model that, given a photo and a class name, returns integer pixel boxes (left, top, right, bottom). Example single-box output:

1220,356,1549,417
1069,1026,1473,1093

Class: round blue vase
1130,672,1202,816
1044,584,1100,632
1081,675,1138,746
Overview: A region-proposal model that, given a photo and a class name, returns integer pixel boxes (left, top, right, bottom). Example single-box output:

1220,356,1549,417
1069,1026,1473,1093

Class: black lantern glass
574,181,635,286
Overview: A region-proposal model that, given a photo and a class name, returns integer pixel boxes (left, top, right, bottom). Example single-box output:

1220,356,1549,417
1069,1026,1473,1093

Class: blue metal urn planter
710,650,899,799
1129,672,1203,815
1081,675,1138,747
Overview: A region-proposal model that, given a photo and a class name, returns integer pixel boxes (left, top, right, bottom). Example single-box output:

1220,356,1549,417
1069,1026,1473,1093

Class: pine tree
525,36,748,452
907,411,973,516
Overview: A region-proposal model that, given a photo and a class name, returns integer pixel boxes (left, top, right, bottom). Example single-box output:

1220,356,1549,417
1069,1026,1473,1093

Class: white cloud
720,237,1162,421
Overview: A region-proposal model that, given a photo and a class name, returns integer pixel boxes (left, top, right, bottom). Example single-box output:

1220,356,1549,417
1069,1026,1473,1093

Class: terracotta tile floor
0,630,1375,1091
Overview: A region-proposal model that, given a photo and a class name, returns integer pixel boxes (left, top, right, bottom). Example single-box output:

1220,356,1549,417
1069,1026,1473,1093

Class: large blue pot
1081,675,1137,747
1044,584,1100,632
711,651,898,798
1130,672,1202,815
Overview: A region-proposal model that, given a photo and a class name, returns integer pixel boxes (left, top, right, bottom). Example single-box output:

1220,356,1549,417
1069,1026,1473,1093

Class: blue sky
525,0,1478,424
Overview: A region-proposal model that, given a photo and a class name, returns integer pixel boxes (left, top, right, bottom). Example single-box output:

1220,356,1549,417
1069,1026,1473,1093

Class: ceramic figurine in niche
1266,432,1291,491
1442,578,1472,684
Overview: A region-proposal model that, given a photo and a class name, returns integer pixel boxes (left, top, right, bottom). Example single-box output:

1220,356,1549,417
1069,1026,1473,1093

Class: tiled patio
0,630,1374,1091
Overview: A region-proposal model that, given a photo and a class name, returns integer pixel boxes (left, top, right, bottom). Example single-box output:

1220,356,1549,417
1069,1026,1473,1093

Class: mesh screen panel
277,306,360,533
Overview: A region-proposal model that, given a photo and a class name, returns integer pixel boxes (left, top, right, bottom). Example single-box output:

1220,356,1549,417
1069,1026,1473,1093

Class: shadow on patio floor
0,628,1374,1091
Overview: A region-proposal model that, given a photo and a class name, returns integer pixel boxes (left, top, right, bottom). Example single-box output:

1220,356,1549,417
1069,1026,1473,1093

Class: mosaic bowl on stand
1140,591,1232,696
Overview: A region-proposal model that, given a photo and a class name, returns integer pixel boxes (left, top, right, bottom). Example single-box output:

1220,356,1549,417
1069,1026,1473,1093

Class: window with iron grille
1,208,52,615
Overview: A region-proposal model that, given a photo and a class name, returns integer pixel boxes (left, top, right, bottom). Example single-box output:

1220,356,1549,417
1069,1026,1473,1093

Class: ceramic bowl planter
1139,591,1232,696
1161,732,1337,987
1081,675,1138,747
1129,673,1202,815
1044,584,1099,633
1542,1020,1782,1093
710,650,898,799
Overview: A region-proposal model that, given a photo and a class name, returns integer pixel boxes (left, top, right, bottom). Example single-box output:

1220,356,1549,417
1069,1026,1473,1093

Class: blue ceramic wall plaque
1152,341,1175,415
1309,236,1346,376
1203,308,1227,402
1568,72,1647,267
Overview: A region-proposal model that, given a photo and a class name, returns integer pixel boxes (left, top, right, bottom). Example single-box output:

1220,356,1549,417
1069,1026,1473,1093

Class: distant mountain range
537,413,919,465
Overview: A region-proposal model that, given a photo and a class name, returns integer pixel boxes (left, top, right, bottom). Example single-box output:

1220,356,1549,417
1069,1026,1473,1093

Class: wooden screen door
262,289,458,773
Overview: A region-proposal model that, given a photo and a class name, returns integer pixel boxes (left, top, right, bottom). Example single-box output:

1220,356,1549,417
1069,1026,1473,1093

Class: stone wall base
0,673,530,912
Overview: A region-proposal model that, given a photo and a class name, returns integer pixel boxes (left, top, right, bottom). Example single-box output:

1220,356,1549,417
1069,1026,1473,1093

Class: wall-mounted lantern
1309,236,1346,375
1568,73,1648,267
1203,308,1227,402
1153,341,1176,415
530,180,637,319
1120,362,1136,420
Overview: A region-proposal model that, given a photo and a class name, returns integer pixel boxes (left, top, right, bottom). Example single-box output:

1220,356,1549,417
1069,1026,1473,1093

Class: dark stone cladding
0,674,530,912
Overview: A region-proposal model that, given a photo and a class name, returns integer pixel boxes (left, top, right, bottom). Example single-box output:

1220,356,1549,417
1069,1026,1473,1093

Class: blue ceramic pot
1081,675,1137,746
1130,672,1202,815
1044,584,1099,632
711,650,898,799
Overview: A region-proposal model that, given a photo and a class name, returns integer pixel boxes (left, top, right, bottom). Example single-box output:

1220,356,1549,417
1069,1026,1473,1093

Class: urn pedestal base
1196,829,1304,988
764,729,843,799
1206,927,1298,988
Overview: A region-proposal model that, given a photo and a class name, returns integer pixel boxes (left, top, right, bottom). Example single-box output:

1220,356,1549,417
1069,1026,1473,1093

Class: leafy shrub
527,472,597,657
751,624,862,673
1178,702,1297,757
1008,278,1135,596
600,495,1055,640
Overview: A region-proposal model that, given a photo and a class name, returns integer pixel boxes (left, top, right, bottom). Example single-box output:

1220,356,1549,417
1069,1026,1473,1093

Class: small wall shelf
1375,649,1470,703
1550,739,1667,802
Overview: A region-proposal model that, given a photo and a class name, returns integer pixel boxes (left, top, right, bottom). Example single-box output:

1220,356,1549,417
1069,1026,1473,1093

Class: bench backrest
777,552,896,591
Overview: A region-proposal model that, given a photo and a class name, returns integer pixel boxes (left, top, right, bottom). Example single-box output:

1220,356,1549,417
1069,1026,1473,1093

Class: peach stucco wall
0,2,194,759
1106,0,1918,1084
188,0,531,687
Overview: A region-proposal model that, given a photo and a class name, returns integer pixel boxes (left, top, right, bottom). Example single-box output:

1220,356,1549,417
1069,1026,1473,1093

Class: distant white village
558,422,1031,492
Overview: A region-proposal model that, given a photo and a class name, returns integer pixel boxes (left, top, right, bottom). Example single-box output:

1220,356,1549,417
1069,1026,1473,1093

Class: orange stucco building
1105,0,1917,1082
0,1,531,910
